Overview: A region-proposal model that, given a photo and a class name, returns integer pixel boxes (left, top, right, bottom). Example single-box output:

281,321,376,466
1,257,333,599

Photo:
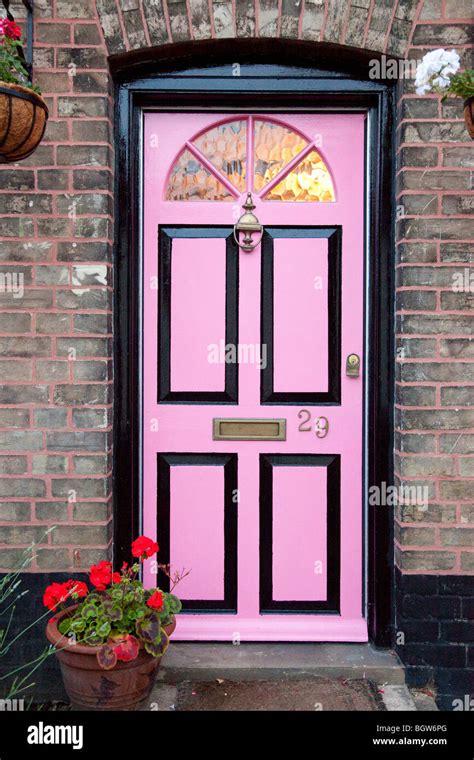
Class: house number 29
297,410,329,438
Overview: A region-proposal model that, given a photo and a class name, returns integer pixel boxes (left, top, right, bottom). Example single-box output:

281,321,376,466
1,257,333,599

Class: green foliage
448,70,474,101
59,577,180,670
0,35,41,95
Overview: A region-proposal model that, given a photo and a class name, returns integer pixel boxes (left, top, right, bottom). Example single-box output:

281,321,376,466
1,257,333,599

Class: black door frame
112,44,396,647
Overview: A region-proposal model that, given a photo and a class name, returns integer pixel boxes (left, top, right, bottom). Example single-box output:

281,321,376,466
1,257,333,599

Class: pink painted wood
143,113,367,641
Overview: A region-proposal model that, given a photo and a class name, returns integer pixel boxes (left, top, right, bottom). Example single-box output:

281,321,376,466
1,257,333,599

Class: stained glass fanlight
165,117,335,202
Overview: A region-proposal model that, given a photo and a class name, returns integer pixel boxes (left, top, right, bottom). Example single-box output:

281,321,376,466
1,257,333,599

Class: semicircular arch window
165,116,335,202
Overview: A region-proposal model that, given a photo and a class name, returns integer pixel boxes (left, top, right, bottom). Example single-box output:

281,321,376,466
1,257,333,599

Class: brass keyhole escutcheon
346,353,360,377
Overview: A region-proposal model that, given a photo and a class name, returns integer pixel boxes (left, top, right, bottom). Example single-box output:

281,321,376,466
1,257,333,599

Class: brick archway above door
95,0,420,58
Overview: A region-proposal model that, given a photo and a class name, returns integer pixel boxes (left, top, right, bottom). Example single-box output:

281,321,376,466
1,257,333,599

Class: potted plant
415,48,474,139
45,536,184,711
0,17,48,161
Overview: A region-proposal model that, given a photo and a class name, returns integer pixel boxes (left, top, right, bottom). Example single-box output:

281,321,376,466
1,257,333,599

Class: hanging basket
0,81,48,162
464,97,474,140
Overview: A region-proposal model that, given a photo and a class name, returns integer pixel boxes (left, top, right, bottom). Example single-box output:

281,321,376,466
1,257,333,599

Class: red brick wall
0,0,472,576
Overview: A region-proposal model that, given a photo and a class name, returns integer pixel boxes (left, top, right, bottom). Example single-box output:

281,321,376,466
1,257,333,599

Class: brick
0,456,27,474
56,0,95,18
401,122,469,144
51,509,110,530
33,48,54,68
56,289,110,311
0,525,48,542
396,385,436,406
0,218,35,238
403,594,461,619
169,0,192,41
73,501,109,520
402,644,465,668
51,477,110,502
398,170,471,192
58,194,111,216
440,339,474,359
443,147,474,168
53,382,110,405
35,72,71,94
57,146,110,167
0,170,35,190
73,546,110,569
343,4,367,46
397,290,436,310
397,433,436,453
460,505,474,523
441,291,474,311
0,360,32,381
440,243,474,263
37,170,70,191
0,385,48,404
258,0,279,36
0,502,31,521
0,431,42,450
73,218,110,238
398,456,454,477
36,549,70,569
32,455,68,474
397,243,438,265
73,314,111,334
413,23,471,45
398,217,473,240
212,0,234,37
400,147,438,166
36,265,69,285
73,169,112,190
0,241,52,262
73,72,109,93
73,455,109,474
397,314,474,335
57,242,110,262
395,619,440,643
0,337,50,358
396,338,437,358
442,195,474,215
398,503,457,523
399,194,438,215
440,435,474,454
440,622,474,643
74,23,102,44
280,0,302,38
0,313,31,333
400,363,474,383
141,0,168,45
72,121,110,143
0,409,30,428
37,358,70,383
397,526,436,545
440,529,474,547
400,98,439,119
122,6,148,48
397,551,457,571
459,459,474,476
37,218,70,239
57,337,110,357
58,96,108,119
73,360,110,381
399,409,474,431
46,431,109,451
33,409,68,428
36,314,70,334
188,0,212,39
440,481,474,500
72,265,109,287
441,388,473,407
461,552,474,571
35,502,69,521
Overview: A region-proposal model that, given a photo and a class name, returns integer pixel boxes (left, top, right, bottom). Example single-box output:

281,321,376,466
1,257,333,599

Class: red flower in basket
43,581,72,611
131,535,159,561
89,560,120,591
0,19,22,41
147,590,164,611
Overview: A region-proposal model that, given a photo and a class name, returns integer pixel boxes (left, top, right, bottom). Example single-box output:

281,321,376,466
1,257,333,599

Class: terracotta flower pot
0,82,48,162
463,97,474,140
46,606,176,711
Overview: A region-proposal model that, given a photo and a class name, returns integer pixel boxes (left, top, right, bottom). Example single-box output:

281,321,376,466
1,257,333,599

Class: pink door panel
143,112,366,641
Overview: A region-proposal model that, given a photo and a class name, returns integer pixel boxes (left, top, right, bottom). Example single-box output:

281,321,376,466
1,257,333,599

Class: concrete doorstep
149,642,439,712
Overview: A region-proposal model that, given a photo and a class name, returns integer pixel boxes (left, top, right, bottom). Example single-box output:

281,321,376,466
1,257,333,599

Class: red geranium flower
89,560,114,590
131,536,159,560
65,580,88,598
43,581,71,610
112,572,121,584
0,19,22,41
147,590,164,611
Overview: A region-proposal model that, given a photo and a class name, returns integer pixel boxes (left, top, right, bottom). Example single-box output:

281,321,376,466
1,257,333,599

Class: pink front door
142,113,366,641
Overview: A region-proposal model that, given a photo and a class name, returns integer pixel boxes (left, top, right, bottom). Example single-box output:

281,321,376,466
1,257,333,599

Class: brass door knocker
233,193,263,253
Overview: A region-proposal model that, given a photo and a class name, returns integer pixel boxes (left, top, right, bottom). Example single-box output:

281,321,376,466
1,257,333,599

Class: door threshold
158,642,405,685
172,616,368,642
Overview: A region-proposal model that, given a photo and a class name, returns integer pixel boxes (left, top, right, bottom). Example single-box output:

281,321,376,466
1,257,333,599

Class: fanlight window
165,117,335,202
